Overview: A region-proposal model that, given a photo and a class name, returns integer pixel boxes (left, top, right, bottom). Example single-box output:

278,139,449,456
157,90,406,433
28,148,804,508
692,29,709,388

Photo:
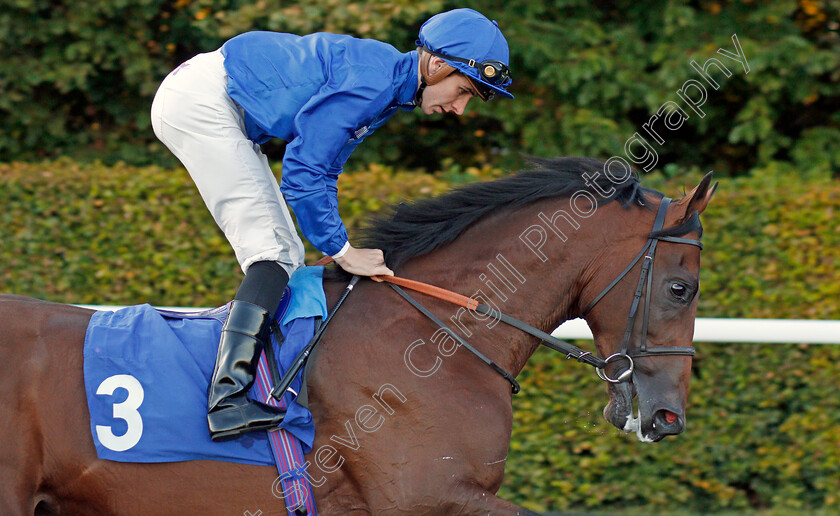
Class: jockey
150,8,513,441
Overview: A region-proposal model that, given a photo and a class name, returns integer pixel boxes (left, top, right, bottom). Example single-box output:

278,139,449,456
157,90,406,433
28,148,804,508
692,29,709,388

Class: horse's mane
331,157,654,274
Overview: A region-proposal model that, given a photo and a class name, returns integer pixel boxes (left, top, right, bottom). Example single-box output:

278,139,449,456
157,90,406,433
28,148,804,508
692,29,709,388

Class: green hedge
1,160,838,514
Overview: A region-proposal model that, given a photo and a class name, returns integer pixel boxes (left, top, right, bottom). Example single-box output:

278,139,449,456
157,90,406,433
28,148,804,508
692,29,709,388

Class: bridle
306,196,704,395
580,196,702,383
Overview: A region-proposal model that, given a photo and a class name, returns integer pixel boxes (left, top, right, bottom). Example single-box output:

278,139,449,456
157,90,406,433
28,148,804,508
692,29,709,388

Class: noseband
581,197,702,383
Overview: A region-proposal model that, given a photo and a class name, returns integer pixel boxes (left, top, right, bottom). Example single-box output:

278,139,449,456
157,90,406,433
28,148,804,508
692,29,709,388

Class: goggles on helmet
420,46,511,86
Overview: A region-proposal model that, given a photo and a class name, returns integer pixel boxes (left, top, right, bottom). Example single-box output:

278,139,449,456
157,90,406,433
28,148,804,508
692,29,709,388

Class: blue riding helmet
417,8,513,101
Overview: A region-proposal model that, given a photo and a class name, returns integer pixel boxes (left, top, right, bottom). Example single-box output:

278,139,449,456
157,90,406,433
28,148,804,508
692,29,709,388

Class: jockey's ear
675,171,718,223
419,51,456,86
428,56,447,73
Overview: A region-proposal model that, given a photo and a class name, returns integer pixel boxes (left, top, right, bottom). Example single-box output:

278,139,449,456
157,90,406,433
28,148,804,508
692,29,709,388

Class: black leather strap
658,236,703,248
581,242,651,317
629,198,669,355
389,284,521,393
628,346,696,357
264,319,285,388
472,304,606,368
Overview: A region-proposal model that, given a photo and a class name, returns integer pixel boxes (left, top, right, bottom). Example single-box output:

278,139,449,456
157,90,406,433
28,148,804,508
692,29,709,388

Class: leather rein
317,196,702,393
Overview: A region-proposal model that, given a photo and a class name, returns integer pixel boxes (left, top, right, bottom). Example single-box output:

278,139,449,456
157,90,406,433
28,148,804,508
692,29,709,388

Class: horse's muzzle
603,381,687,442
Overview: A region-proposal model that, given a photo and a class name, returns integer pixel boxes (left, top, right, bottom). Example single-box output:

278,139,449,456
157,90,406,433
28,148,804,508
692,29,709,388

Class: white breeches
150,50,305,276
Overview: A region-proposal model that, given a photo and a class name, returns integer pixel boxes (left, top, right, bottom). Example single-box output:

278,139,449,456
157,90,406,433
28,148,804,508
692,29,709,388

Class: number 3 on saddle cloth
83,266,327,516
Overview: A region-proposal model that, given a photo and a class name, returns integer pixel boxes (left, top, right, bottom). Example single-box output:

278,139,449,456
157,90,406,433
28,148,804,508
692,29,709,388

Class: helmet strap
414,76,427,106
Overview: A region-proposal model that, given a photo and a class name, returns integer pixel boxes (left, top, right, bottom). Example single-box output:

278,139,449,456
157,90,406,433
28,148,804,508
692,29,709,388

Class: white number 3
95,374,144,452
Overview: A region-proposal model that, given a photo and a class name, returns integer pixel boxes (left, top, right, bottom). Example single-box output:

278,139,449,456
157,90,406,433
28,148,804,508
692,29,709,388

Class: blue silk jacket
221,31,419,256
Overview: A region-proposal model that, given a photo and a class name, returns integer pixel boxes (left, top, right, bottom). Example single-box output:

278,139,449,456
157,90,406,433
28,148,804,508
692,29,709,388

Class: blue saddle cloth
83,266,327,466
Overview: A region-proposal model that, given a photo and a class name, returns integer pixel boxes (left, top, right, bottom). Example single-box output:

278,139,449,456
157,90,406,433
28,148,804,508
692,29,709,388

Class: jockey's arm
280,69,395,276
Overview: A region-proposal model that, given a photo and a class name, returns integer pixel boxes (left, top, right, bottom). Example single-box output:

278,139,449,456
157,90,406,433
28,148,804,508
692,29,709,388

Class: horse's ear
675,171,718,222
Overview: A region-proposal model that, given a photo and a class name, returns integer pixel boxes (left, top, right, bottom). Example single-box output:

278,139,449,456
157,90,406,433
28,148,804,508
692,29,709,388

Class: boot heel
208,400,286,442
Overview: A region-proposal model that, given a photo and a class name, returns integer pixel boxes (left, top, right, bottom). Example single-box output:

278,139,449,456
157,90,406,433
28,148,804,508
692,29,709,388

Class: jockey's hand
334,246,394,277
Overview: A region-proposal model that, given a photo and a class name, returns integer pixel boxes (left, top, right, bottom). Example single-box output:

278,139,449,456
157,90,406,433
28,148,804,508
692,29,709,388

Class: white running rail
552,317,840,344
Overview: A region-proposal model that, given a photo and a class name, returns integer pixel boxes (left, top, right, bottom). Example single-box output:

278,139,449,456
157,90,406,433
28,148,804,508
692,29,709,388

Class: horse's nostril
654,409,684,435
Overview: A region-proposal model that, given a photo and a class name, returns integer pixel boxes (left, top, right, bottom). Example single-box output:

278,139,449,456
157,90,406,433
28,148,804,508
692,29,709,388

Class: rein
376,275,611,368
374,277,606,393
311,196,702,393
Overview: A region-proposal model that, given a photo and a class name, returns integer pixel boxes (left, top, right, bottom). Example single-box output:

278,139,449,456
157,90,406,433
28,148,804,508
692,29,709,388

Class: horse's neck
397,204,602,376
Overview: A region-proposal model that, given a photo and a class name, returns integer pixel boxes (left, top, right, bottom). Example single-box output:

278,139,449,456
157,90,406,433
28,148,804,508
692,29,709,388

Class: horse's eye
670,283,687,299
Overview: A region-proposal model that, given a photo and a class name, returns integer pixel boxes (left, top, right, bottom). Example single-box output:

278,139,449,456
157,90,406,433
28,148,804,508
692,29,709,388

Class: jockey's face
420,59,477,116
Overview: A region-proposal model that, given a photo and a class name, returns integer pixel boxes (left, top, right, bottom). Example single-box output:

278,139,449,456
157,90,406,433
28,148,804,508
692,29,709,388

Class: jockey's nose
452,96,470,115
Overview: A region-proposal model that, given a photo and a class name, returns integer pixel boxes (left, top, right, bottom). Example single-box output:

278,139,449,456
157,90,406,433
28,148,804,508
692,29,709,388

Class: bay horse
0,158,715,515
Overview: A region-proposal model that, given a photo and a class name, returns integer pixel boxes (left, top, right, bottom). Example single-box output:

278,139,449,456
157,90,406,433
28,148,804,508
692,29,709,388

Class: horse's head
582,172,716,442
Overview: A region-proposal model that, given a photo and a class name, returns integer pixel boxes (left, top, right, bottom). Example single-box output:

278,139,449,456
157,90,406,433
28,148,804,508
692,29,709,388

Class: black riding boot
207,262,289,442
